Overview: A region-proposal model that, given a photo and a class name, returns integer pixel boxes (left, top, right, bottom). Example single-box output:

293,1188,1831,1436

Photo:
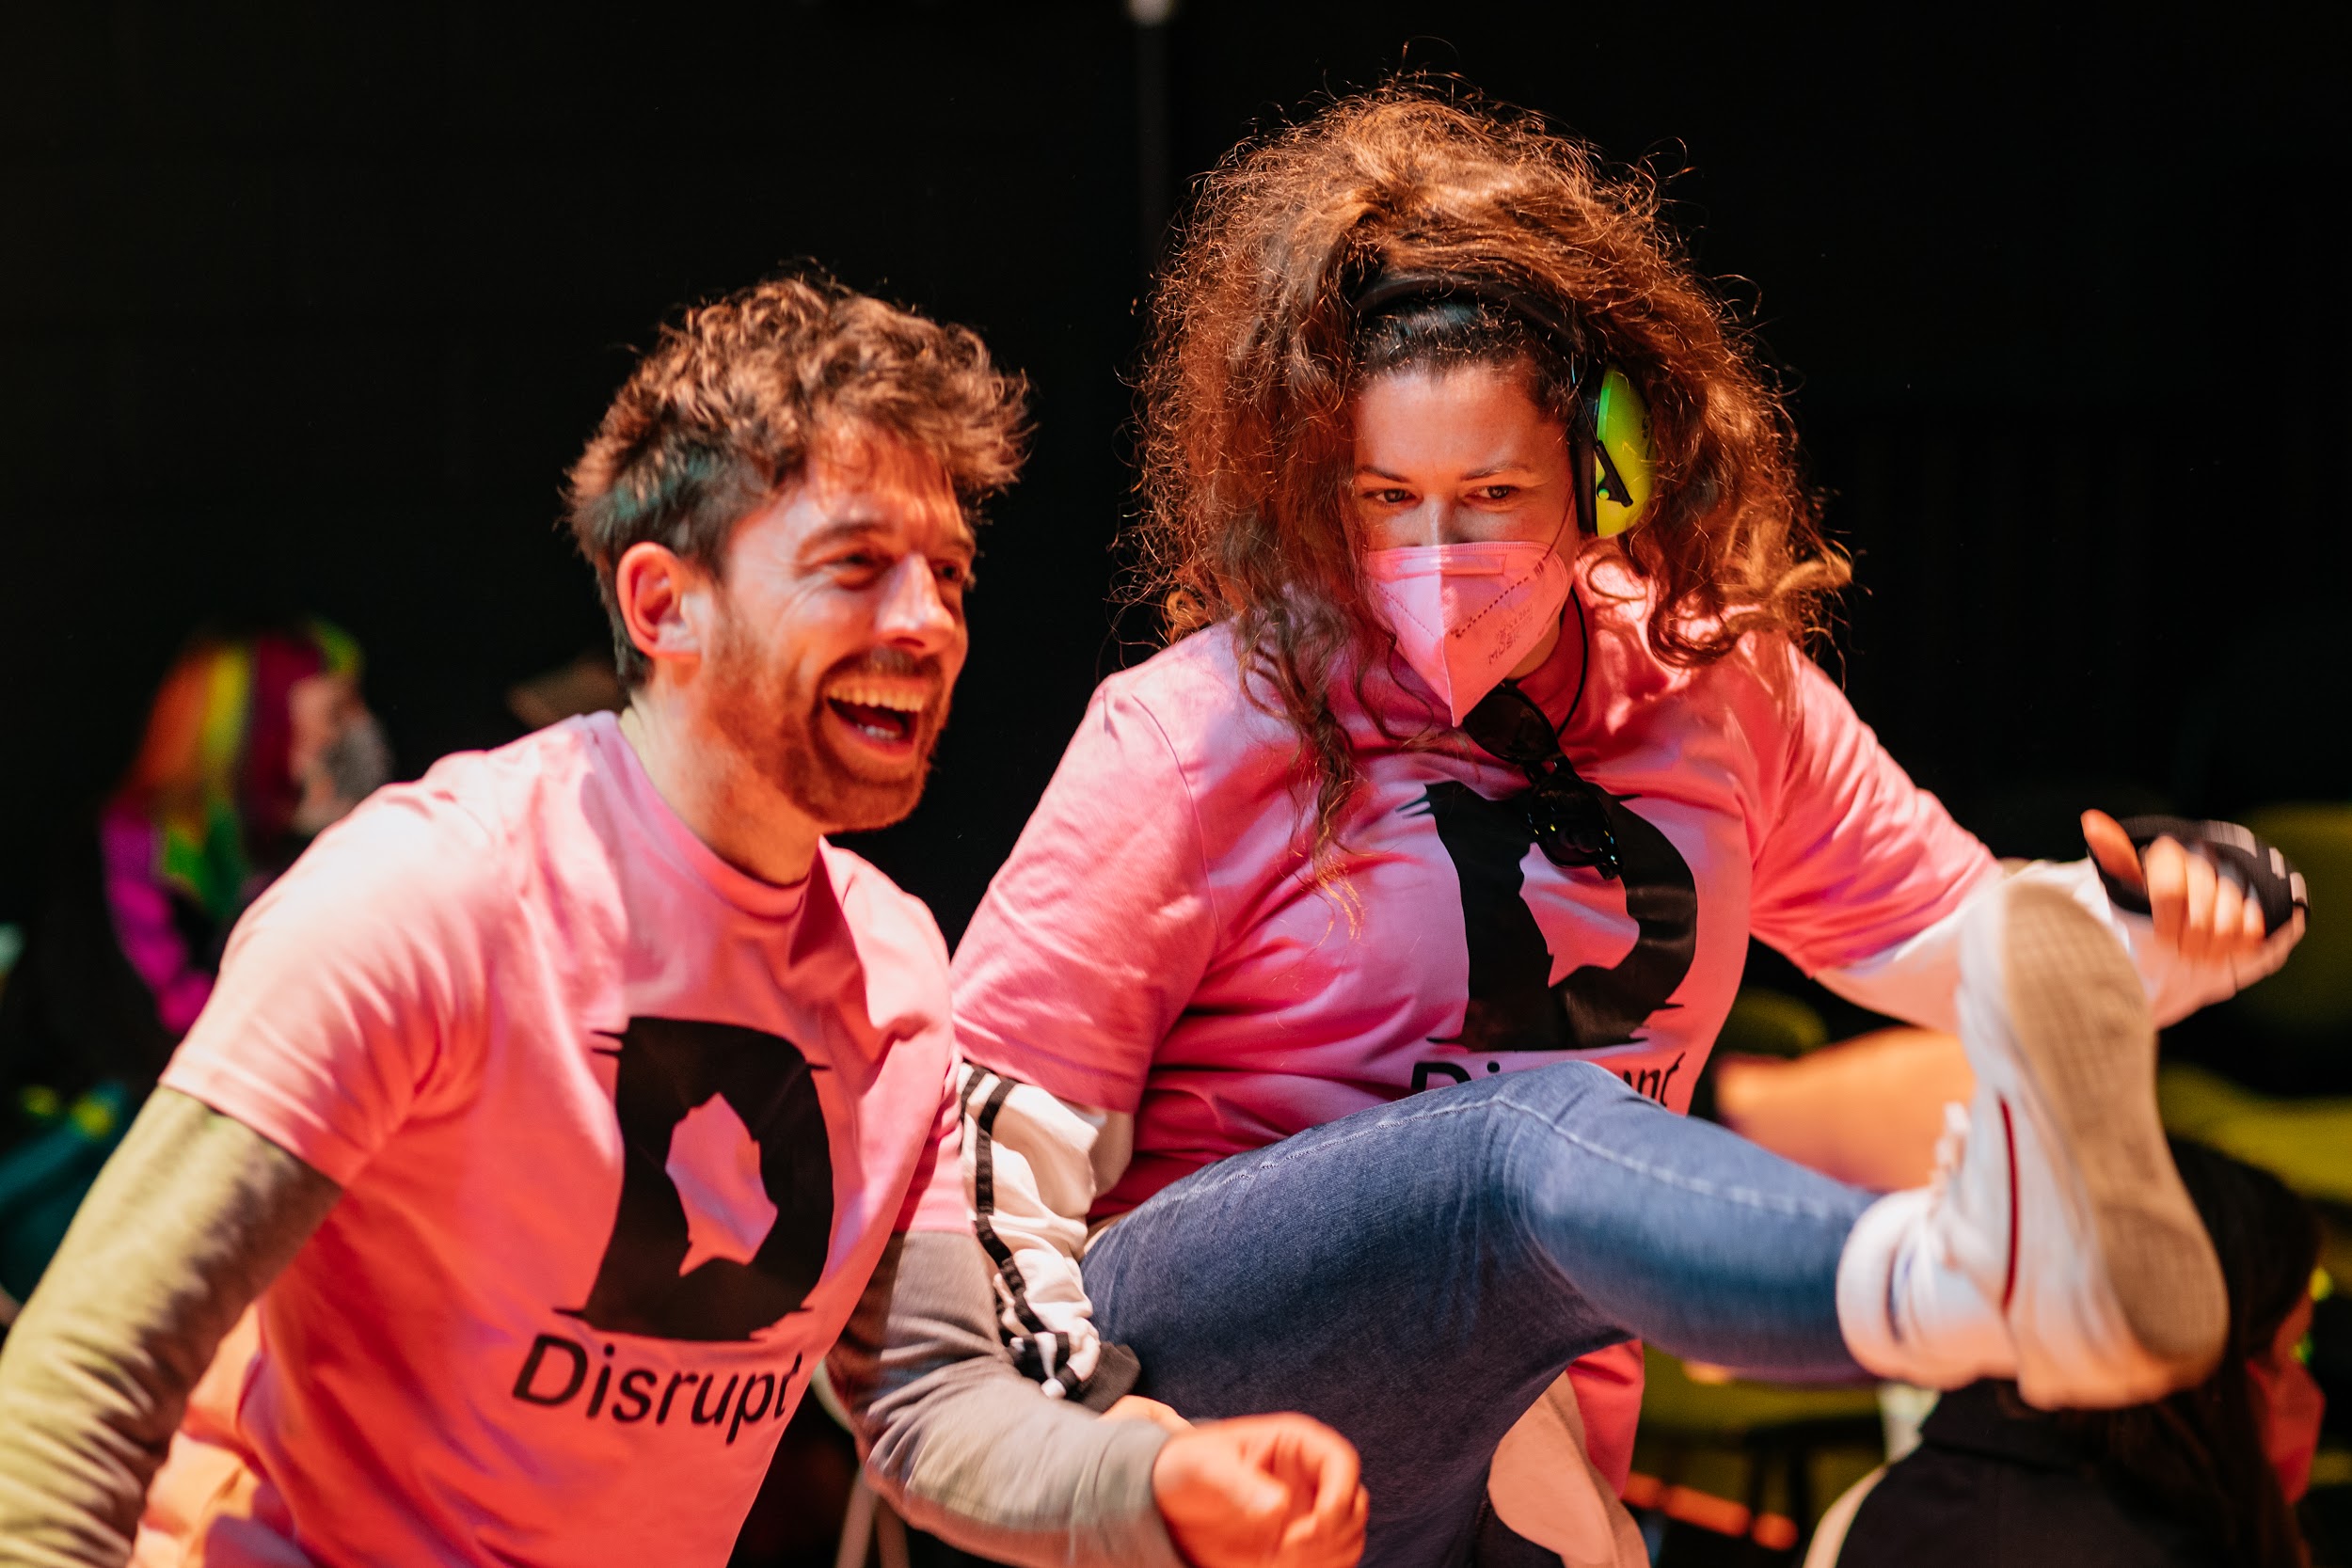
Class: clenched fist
1150,1412,1367,1567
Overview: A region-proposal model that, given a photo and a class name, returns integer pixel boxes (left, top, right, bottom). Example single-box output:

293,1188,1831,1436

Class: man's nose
874,555,957,646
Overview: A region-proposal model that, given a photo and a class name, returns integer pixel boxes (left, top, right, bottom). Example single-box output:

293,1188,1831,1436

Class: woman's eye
1361,488,1412,507
935,560,972,588
1475,484,1519,502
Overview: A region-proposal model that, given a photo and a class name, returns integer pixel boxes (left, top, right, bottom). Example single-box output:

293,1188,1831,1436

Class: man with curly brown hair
0,276,1365,1568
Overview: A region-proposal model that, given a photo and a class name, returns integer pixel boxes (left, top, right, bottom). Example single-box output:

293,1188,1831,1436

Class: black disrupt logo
511,1334,804,1445
564,1018,834,1342
1409,779,1698,1054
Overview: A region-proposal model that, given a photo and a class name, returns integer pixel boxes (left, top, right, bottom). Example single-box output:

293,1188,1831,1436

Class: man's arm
831,1229,1365,1568
0,1087,341,1568
828,1227,1183,1568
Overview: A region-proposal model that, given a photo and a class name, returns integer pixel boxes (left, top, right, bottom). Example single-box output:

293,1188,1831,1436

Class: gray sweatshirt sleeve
826,1227,1184,1568
0,1087,341,1568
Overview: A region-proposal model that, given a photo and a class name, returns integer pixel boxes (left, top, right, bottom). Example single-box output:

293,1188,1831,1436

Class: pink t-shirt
951,564,1995,1482
140,714,965,1568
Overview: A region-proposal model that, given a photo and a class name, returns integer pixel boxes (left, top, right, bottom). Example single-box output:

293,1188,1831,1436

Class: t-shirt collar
582,711,814,923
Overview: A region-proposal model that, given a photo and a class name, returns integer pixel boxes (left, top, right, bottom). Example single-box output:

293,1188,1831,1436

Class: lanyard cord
1559,583,1591,741
1500,582,1591,783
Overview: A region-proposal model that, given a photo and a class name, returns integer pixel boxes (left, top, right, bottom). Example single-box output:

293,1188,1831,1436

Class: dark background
4,0,2346,945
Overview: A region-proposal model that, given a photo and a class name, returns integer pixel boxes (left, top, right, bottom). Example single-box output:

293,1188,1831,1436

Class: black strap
966,1073,1052,1338
961,1065,1142,1404
1074,1341,1143,1411
2093,816,2308,932
1346,269,1593,363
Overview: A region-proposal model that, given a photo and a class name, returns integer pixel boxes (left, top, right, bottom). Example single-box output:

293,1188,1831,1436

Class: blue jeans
1083,1063,1874,1566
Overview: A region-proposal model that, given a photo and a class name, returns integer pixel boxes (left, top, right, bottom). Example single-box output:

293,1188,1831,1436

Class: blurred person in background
1817,1137,2326,1568
0,621,389,1315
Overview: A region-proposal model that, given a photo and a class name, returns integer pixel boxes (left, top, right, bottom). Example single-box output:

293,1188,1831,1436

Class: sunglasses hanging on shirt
1459,680,1622,880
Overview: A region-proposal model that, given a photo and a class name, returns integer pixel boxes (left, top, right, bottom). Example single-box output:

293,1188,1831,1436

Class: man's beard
705,625,950,835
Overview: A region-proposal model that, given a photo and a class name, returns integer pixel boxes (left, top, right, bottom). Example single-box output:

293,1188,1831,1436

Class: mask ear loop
1504,578,1589,740
1562,583,1591,731
1501,464,1590,739
1542,411,1588,732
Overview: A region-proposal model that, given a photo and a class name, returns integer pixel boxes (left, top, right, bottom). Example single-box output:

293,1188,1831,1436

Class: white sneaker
1837,878,2227,1408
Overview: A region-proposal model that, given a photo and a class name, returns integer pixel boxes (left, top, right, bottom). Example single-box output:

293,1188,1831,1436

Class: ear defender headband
1346,270,1659,538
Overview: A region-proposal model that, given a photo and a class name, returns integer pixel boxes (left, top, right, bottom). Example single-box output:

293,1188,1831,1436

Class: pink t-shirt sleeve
951,681,1219,1115
159,792,501,1187
1746,644,1998,974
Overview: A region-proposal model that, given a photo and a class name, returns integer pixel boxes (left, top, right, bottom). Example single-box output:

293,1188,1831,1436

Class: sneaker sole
2001,881,2227,1392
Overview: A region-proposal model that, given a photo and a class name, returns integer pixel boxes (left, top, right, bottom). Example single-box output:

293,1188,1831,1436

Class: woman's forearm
1817,854,2296,1034
960,1065,1137,1402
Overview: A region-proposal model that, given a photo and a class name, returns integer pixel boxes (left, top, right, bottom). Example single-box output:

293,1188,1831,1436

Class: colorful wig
111,621,363,923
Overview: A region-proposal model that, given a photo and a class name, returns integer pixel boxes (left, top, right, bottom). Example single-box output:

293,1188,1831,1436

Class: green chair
2158,1064,2352,1208
1715,989,1831,1060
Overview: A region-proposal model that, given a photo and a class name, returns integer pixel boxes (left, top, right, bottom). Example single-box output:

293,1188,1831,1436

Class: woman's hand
2081,809,2305,966
1151,1413,1368,1568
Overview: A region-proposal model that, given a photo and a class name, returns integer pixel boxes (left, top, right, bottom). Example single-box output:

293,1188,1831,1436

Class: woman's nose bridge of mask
1390,499,1516,552
1374,462,1578,552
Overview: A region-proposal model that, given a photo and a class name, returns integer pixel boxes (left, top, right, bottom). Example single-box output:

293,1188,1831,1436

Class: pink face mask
1364,540,1574,726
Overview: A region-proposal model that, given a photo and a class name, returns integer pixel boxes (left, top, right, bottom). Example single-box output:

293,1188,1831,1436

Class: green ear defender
1586,366,1657,539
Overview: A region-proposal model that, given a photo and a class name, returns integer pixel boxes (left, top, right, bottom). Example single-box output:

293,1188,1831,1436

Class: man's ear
613,542,715,674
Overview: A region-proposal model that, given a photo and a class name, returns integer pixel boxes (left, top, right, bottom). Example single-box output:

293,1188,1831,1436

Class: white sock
1836,1188,2017,1388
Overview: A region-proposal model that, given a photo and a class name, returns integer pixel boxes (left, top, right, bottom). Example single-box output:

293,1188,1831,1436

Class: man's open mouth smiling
821,673,932,755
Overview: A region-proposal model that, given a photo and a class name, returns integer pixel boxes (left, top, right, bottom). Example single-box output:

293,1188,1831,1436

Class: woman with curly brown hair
941,88,2301,1564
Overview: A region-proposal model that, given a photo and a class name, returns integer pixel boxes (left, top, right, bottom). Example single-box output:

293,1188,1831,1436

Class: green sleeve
0,1088,340,1568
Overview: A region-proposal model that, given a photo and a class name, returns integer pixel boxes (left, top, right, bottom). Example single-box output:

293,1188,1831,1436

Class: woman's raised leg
1084,1061,1869,1560
1083,880,2226,1564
